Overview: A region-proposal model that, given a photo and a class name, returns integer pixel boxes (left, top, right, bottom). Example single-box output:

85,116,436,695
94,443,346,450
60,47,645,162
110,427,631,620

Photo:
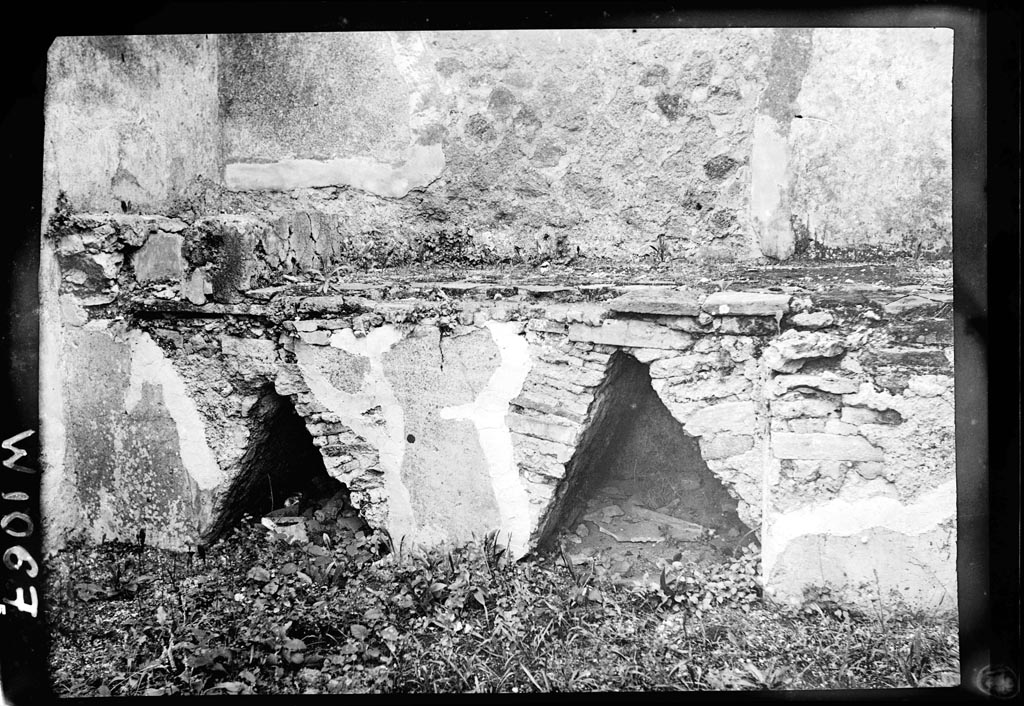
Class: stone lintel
568,320,693,349
702,291,793,316
773,432,884,461
606,287,704,316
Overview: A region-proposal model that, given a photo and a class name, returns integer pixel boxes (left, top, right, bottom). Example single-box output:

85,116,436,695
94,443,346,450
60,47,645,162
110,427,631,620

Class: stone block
683,401,757,436
881,295,945,317
824,419,858,435
660,316,708,333
649,355,697,379
859,347,950,369
132,231,184,282
91,252,124,280
854,462,885,479
772,396,839,419
510,391,590,423
568,320,693,350
533,362,606,388
298,330,332,346
784,418,828,434
772,432,884,461
544,303,609,325
60,295,88,326
665,375,753,404
627,347,674,364
507,413,579,446
762,330,845,373
788,311,834,329
768,373,860,396
702,291,792,316
527,318,568,334
274,366,308,396
840,406,904,426
514,434,576,464
220,336,277,364
906,375,952,397
717,316,778,335
606,287,703,316
526,375,589,396
700,434,755,459
720,337,756,362
183,269,206,306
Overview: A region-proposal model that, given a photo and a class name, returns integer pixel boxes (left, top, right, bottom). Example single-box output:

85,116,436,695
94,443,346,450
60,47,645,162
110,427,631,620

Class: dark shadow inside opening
538,352,752,572
204,383,347,543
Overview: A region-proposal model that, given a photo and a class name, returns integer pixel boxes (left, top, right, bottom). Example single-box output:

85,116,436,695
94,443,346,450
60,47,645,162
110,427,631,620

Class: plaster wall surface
40,28,956,613
40,230,957,609
42,29,952,260
42,35,220,215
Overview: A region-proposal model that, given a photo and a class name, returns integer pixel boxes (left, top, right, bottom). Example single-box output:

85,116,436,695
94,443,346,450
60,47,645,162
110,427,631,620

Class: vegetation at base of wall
45,191,75,238
46,521,959,696
327,226,509,272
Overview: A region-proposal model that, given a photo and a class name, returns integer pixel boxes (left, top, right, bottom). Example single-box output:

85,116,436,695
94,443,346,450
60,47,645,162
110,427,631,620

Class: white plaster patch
124,332,222,490
307,326,416,542
763,478,956,582
224,144,444,197
749,114,793,259
40,243,78,551
438,322,533,559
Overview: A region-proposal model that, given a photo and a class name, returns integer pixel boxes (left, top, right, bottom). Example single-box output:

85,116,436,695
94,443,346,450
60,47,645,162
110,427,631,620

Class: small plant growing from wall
334,231,414,271
412,226,502,266
45,191,75,237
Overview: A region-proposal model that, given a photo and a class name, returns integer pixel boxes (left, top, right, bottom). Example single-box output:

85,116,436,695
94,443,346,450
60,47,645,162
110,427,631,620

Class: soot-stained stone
655,92,685,120
703,155,740,180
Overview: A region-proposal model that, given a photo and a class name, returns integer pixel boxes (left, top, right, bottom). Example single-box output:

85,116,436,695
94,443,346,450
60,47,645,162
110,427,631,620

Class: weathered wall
778,28,954,257
41,214,955,610
40,29,956,611
42,35,220,216
42,29,952,262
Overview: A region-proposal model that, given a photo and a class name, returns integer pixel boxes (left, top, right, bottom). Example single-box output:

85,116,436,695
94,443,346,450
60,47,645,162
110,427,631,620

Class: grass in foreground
45,520,959,695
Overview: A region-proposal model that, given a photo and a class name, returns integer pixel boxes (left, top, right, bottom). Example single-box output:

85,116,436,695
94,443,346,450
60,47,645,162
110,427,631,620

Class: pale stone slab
762,330,845,372
298,330,331,346
703,291,793,316
225,144,445,198
606,287,703,316
772,432,884,461
598,520,664,543
772,397,839,419
183,269,206,306
700,434,755,459
769,373,859,396
568,320,693,350
507,413,579,446
132,231,184,282
527,318,568,334
789,311,835,329
220,336,277,364
684,401,757,436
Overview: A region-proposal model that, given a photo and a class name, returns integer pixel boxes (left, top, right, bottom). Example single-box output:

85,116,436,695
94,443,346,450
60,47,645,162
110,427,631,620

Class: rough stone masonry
39,30,955,612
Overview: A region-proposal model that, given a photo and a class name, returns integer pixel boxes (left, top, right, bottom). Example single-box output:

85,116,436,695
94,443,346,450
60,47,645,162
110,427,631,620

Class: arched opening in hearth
536,352,752,581
204,384,358,543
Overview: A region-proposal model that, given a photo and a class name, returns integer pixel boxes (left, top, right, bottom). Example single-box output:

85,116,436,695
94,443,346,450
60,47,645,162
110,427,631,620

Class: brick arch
528,350,753,547
509,320,765,547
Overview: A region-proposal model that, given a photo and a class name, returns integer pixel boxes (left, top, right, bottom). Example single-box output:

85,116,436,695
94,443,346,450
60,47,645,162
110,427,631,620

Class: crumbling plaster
42,29,953,262
40,206,958,606
39,27,956,611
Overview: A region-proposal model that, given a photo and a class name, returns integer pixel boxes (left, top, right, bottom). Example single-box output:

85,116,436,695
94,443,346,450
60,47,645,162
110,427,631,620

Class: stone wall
40,213,954,609
40,30,955,611
43,29,952,263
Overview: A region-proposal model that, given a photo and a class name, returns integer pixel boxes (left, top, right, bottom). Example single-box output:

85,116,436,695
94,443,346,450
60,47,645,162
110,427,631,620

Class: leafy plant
45,519,958,695
658,542,762,616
